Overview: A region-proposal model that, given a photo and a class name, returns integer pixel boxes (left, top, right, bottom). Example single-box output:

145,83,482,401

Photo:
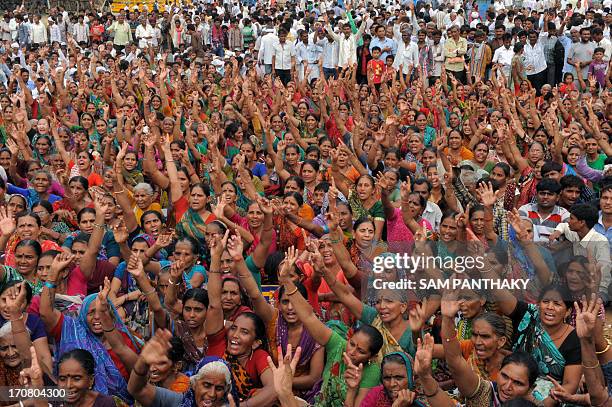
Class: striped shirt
517,203,570,242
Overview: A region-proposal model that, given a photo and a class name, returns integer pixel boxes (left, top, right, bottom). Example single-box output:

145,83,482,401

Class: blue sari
513,303,566,400
57,294,142,402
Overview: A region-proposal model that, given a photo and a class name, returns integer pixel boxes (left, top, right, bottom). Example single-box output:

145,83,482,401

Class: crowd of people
0,0,608,406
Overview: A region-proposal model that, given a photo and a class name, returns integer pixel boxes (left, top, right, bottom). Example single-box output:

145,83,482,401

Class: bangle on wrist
93,222,105,229
596,339,611,355
168,278,181,285
142,288,156,296
286,286,299,296
44,281,56,289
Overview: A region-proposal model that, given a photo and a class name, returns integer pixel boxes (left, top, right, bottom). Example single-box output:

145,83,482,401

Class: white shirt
325,19,367,68
72,22,89,44
31,22,47,44
423,201,442,232
555,224,611,296
258,32,279,65
135,23,155,48
523,31,548,75
595,37,612,61
272,41,295,70
49,24,61,44
393,40,420,74
492,45,514,76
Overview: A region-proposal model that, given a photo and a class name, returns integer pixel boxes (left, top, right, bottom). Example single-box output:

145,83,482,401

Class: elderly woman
128,329,239,407
131,183,162,226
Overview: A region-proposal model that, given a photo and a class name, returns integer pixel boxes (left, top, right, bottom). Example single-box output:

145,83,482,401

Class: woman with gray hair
128,329,239,407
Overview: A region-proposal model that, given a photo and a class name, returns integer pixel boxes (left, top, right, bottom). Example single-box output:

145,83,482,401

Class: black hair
59,349,96,376
536,178,561,194
16,211,41,227
354,324,384,356
32,200,53,214
77,207,96,223
168,337,185,362
1,279,33,304
221,181,238,194
236,312,269,352
540,161,563,177
538,284,573,310
39,249,61,262
302,159,320,173
15,239,42,258
283,192,304,207
408,192,427,209
285,175,305,192
353,216,375,231
560,175,584,191
279,281,307,300
72,233,90,246
314,181,330,193
141,210,164,224
413,178,432,192
570,203,599,229
500,351,539,388
174,236,201,257
182,288,209,308
493,162,511,178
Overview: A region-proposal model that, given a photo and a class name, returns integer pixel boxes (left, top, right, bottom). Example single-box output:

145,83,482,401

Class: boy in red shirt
367,46,384,92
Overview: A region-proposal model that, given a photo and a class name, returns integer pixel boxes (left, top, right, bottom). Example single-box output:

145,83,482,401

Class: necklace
548,324,569,342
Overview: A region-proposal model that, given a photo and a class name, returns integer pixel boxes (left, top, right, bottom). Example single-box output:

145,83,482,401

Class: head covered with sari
360,352,428,407
180,356,239,407
57,293,142,402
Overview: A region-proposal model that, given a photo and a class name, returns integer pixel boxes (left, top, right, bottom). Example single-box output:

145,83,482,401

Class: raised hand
408,298,428,332
111,218,129,244
440,290,460,318
478,182,499,207
399,181,411,202
97,277,112,306
267,344,302,399
209,230,228,259
19,347,43,388
413,333,434,377
126,253,145,280
139,329,173,366
4,282,26,317
279,246,299,281
49,252,75,283
0,206,16,237
226,232,244,260
343,352,363,390
256,197,274,216
574,294,601,339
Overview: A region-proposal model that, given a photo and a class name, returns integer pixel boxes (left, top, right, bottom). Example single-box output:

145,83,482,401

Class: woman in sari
274,192,307,252
219,276,252,327
8,170,62,208
349,218,388,272
206,234,277,406
175,182,216,248
128,329,239,407
319,247,417,359
57,349,127,407
491,276,582,404
231,235,324,404
39,262,141,402
502,138,545,207
280,244,383,407
53,176,93,228
32,200,71,244
333,174,385,241
357,352,427,407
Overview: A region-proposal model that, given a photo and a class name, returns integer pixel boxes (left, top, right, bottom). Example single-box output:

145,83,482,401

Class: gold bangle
596,340,611,355
582,361,601,369
286,286,299,296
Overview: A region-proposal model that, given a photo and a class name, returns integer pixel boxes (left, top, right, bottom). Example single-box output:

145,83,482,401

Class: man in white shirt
257,18,278,75
524,21,549,95
0,15,10,42
393,29,419,79
492,33,514,82
324,13,368,69
272,28,295,85
30,15,47,47
72,15,89,46
135,16,155,49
